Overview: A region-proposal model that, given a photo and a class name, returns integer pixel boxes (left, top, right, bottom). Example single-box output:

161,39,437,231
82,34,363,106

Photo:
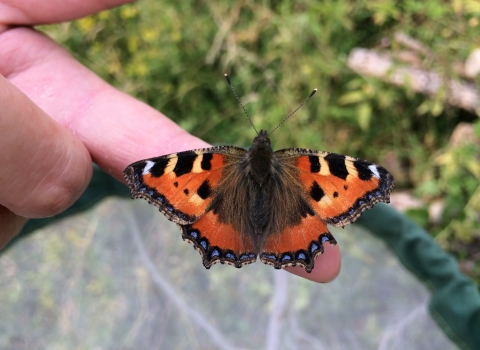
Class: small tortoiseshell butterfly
124,75,394,273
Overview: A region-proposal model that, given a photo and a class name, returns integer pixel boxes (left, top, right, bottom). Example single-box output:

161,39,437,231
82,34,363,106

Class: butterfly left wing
260,148,394,272
288,150,394,226
123,146,257,268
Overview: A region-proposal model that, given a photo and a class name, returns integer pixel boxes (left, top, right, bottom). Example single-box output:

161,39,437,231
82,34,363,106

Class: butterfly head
251,130,273,156
252,130,271,146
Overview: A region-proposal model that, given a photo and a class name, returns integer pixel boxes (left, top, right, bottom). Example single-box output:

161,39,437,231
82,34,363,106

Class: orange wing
124,146,244,224
277,149,394,227
124,146,256,267
260,213,336,272
180,210,256,269
258,149,394,272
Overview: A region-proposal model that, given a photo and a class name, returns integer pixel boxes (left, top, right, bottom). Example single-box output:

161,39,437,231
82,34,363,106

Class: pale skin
0,0,340,282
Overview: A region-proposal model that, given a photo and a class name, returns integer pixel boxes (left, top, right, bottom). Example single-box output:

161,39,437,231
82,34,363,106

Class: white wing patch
142,160,155,175
368,164,380,178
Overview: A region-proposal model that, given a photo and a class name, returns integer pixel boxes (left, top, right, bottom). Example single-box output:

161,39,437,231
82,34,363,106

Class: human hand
0,0,340,282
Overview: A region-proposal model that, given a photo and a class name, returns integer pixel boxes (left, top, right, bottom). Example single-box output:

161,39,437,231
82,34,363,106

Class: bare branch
265,270,289,350
348,48,480,114
378,302,428,350
288,308,326,350
394,32,431,56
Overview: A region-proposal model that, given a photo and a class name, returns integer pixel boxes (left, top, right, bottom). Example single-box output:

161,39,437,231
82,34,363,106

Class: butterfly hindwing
181,210,257,269
260,214,337,272
276,148,394,227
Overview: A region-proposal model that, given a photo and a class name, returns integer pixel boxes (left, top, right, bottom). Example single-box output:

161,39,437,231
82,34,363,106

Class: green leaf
357,102,372,131
338,91,365,105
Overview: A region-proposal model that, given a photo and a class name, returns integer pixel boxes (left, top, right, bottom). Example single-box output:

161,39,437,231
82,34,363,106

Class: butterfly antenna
224,74,259,135
268,88,317,136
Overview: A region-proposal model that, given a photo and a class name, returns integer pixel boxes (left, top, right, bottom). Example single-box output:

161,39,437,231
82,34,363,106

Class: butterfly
124,75,394,273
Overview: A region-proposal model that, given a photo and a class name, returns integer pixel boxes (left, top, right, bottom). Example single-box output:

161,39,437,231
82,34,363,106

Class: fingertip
285,243,341,283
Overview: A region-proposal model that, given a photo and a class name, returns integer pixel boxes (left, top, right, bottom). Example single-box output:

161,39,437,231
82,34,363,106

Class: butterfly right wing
123,146,257,268
181,210,257,269
124,147,239,224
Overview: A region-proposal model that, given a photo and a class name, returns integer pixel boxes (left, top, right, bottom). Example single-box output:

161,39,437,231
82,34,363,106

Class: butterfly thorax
247,130,274,186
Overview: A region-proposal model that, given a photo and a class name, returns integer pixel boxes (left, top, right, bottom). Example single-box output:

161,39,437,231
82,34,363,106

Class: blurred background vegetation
41,0,480,284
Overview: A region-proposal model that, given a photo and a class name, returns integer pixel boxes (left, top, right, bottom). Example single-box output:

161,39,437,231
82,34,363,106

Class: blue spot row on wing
138,186,165,204
332,189,388,224
177,213,188,220
264,254,276,260
184,227,255,265
239,253,255,260
261,231,334,267
138,185,194,221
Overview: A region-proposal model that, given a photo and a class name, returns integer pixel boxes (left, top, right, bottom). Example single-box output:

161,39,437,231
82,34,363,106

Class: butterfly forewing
275,149,394,227
124,146,245,224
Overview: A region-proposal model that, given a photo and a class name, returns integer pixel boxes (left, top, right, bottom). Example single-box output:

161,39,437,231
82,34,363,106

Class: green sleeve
358,203,480,350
